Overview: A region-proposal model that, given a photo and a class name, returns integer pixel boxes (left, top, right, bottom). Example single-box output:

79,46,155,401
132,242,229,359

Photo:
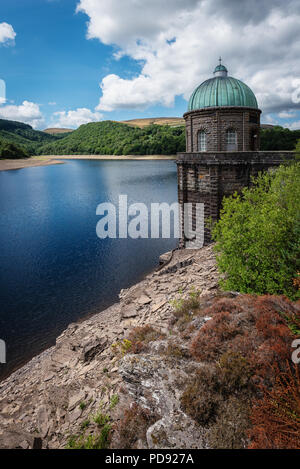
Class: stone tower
177,60,293,248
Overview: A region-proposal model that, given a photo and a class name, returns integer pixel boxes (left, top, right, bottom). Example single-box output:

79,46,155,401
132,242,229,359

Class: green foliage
213,163,300,299
66,424,111,449
38,121,185,155
93,410,110,426
2,117,300,158
80,419,90,430
260,126,300,151
0,119,57,156
280,311,300,336
111,339,132,357
170,286,201,313
170,287,202,330
0,138,30,159
67,404,112,449
295,139,300,160
109,394,119,410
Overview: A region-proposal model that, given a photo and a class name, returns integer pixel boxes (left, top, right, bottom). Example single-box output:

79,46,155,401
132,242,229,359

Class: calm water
0,159,179,379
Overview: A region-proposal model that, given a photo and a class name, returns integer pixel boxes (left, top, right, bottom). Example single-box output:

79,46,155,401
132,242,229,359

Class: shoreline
0,157,64,171
0,252,169,383
0,154,177,171
45,154,177,160
0,245,219,449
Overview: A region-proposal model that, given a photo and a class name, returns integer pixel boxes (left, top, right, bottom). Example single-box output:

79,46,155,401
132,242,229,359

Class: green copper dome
188,61,258,111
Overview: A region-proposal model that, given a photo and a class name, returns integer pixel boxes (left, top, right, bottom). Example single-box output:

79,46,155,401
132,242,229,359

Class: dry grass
120,117,185,128
111,403,158,449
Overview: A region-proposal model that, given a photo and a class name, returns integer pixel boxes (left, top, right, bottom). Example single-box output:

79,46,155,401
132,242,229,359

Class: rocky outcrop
0,245,219,449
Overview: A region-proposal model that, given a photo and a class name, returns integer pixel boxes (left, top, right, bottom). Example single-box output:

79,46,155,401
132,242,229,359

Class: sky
0,0,300,130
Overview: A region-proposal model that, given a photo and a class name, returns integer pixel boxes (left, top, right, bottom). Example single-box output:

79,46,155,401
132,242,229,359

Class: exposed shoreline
45,154,177,160
0,157,64,171
0,154,177,171
0,245,219,449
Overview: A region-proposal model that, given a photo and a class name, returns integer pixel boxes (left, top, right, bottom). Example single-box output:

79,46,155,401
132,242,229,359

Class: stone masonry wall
177,151,295,246
184,107,261,153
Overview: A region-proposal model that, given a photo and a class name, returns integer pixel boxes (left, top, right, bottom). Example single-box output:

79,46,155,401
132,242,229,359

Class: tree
212,162,300,299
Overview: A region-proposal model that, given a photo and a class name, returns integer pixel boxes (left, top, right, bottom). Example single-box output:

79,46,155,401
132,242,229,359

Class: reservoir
0,159,178,379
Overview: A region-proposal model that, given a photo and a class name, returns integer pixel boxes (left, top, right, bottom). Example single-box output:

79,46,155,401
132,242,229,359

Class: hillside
260,125,300,150
43,128,74,135
0,117,300,158
0,119,58,156
0,243,298,449
38,120,185,156
120,117,185,128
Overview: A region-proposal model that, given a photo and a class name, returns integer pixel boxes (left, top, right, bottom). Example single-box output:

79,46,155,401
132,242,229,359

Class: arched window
198,131,206,152
226,129,237,151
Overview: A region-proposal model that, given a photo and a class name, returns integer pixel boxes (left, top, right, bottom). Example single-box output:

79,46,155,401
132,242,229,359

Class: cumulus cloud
52,108,103,128
284,120,300,130
278,110,297,119
0,22,16,45
76,0,300,115
0,101,44,128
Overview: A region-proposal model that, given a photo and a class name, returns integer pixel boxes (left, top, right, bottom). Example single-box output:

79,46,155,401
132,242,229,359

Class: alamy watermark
0,339,6,364
292,338,300,365
96,195,204,248
0,78,6,104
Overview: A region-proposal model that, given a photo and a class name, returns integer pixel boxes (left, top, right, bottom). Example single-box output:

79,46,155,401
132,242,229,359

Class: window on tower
226,129,237,151
198,131,207,152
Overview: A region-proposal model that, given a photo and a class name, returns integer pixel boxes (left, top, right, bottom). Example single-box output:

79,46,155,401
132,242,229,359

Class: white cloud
0,22,16,45
278,110,297,119
52,108,103,128
284,120,300,130
0,101,44,128
76,0,300,114
263,114,279,125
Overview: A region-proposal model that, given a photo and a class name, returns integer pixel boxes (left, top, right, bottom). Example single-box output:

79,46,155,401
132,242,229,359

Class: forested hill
260,126,300,150
38,121,300,156
0,119,58,156
38,121,186,155
0,118,300,159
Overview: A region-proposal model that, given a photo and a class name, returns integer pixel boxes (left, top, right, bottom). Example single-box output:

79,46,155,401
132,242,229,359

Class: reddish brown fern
249,362,300,449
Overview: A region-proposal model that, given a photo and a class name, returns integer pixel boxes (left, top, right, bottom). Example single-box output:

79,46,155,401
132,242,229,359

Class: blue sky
0,0,300,129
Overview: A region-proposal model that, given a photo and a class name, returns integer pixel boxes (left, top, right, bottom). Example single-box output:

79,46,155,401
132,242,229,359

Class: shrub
249,363,300,449
213,163,300,300
180,365,223,425
67,424,111,449
190,294,296,379
208,396,250,449
190,311,241,361
111,339,132,357
165,341,190,359
170,287,202,330
217,352,253,393
127,325,164,354
0,139,29,159
181,293,299,448
109,394,119,410
111,403,157,449
93,410,110,427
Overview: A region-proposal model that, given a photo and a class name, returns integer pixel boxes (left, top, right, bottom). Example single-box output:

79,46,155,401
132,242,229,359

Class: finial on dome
214,58,228,77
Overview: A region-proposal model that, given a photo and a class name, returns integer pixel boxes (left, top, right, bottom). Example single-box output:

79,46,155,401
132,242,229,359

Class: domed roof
188,60,258,111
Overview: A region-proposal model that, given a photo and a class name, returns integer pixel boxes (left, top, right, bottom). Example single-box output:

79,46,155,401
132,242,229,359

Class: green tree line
1,118,300,158
38,121,186,156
